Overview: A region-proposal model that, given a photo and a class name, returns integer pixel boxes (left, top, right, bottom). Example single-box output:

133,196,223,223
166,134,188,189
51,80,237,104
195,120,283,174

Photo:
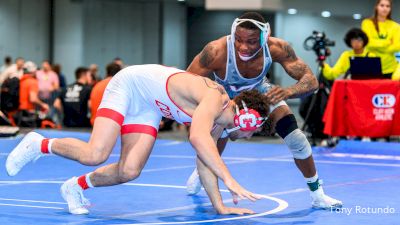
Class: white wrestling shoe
186,168,202,195
6,132,44,176
61,177,90,215
310,186,343,209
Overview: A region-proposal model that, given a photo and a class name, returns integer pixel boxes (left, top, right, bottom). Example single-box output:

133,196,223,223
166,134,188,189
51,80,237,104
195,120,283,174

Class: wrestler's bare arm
189,91,232,182
195,125,255,215
187,39,224,76
270,38,318,99
190,90,259,203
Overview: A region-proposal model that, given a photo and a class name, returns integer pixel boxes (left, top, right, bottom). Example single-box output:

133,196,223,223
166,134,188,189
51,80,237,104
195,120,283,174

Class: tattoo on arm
285,62,317,98
199,44,215,68
289,63,308,76
290,75,315,98
283,43,297,60
203,78,226,95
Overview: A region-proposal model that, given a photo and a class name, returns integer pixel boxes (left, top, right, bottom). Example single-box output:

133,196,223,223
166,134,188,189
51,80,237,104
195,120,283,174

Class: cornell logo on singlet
372,94,396,121
155,100,174,120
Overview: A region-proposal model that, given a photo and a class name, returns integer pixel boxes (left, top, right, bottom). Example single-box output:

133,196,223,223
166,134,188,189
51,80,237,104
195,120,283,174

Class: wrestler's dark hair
233,90,269,118
344,28,369,48
238,12,266,30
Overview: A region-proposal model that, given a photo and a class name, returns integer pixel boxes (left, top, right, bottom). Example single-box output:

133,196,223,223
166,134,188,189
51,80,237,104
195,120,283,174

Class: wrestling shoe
310,186,343,209
61,177,90,215
186,168,202,195
6,132,44,176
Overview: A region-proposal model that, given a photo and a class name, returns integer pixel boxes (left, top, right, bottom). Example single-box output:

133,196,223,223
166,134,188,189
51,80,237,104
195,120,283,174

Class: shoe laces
76,186,90,207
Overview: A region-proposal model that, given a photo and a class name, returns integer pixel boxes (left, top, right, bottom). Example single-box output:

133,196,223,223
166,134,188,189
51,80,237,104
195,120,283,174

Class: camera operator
322,28,376,80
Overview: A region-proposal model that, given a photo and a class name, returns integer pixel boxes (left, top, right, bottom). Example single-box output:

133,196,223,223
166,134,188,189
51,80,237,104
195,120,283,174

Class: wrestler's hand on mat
225,179,261,204
264,85,292,105
217,206,255,215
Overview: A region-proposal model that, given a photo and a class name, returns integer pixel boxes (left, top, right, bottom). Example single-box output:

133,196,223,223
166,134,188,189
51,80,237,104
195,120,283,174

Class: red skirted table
323,80,400,137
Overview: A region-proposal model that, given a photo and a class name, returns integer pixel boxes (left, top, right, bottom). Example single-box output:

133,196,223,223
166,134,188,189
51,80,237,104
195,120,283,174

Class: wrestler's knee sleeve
275,114,312,160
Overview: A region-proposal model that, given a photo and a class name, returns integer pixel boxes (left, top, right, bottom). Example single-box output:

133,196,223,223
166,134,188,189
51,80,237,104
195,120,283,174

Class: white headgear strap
230,18,270,46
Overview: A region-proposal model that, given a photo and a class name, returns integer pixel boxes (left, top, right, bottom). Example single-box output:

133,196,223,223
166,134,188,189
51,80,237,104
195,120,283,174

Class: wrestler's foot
310,186,343,209
61,177,90,215
6,132,44,176
186,168,202,195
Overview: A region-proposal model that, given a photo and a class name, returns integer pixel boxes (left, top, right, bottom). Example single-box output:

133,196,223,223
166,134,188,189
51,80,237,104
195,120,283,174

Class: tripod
300,60,332,145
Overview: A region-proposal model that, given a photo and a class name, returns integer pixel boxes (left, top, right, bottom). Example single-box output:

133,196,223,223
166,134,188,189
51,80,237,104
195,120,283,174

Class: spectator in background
0,56,12,73
0,57,24,85
393,64,400,80
57,67,92,127
89,64,99,86
362,0,400,78
18,61,49,124
322,28,376,80
113,57,125,68
89,63,121,126
36,60,59,103
52,64,67,89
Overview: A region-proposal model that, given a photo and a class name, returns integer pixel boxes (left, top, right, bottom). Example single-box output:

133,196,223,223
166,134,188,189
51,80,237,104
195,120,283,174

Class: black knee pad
275,114,298,139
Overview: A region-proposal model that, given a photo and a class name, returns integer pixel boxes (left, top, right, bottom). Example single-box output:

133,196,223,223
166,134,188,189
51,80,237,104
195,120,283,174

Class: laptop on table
349,57,385,80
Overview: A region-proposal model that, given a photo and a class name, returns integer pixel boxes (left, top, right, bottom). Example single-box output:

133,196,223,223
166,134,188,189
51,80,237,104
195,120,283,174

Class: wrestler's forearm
197,157,225,212
286,73,318,99
190,135,232,182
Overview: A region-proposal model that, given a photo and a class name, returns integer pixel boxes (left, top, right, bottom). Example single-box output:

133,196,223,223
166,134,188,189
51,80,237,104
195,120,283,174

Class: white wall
54,0,164,83
0,0,49,65
162,2,187,69
1,0,398,85
54,0,84,84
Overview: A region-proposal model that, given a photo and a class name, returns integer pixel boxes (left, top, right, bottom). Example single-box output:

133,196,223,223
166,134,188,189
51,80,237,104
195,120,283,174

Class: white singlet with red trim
98,64,192,133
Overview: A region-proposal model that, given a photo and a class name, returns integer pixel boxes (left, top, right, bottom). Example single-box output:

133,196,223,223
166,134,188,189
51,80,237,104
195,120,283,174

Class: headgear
225,100,267,134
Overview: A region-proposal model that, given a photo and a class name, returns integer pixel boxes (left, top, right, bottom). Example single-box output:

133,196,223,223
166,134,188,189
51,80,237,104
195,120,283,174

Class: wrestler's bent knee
275,114,312,160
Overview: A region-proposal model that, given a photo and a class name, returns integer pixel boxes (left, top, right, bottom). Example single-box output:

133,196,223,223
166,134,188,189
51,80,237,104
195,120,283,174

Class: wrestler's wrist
215,205,227,214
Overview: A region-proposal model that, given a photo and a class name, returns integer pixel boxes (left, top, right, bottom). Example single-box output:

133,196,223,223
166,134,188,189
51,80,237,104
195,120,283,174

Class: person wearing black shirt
60,67,92,127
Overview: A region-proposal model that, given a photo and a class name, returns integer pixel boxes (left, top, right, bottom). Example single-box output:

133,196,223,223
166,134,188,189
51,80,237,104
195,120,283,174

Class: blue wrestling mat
0,130,399,224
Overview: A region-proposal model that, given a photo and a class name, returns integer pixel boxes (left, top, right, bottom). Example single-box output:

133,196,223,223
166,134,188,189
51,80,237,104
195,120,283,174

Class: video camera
303,31,335,61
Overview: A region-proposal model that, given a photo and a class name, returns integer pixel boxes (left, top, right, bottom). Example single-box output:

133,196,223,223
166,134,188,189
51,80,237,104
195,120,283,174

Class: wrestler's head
227,90,269,140
231,12,270,61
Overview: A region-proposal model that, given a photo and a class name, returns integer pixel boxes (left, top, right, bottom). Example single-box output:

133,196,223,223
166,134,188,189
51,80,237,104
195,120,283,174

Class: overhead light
353,13,362,20
178,0,185,2
321,11,331,18
288,8,297,15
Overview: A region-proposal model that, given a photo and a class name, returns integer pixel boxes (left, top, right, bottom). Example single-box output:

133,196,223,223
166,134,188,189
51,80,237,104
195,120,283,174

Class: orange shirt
19,74,39,111
90,77,112,125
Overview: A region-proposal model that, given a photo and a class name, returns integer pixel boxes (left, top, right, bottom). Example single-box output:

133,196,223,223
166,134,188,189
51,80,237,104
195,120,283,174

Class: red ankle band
41,139,50,154
77,175,89,190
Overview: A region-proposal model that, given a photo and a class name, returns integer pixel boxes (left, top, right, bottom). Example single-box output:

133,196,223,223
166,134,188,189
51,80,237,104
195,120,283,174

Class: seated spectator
392,62,400,80
52,64,67,89
58,67,92,127
0,56,12,73
89,63,121,125
113,57,125,68
18,61,49,126
36,60,59,103
0,57,24,85
89,64,99,86
322,28,376,80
